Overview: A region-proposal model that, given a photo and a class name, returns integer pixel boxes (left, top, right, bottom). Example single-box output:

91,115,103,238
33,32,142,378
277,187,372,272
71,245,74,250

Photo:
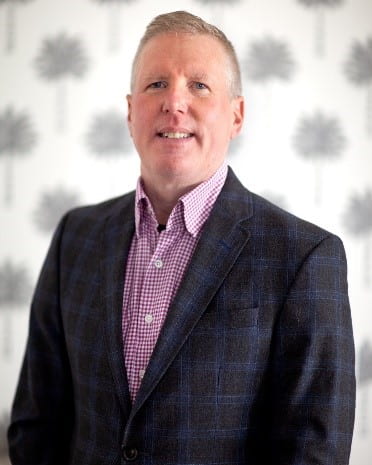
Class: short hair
130,10,242,98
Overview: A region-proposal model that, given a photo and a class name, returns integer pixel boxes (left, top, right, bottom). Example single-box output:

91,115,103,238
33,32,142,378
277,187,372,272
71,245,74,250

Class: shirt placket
134,224,181,387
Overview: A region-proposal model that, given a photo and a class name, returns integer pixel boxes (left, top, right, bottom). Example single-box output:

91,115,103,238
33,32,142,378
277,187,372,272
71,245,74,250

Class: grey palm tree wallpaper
86,110,132,156
196,0,240,3
33,187,81,233
358,340,372,435
296,0,345,57
245,37,296,83
194,0,241,25
244,37,295,127
343,190,372,286
0,0,371,463
0,106,37,205
293,110,346,204
0,260,31,357
91,0,136,52
34,33,89,131
344,37,372,136
359,340,372,385
0,0,35,53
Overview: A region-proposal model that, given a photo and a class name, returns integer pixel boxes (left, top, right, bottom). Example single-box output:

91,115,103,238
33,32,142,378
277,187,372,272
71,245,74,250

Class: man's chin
156,158,197,177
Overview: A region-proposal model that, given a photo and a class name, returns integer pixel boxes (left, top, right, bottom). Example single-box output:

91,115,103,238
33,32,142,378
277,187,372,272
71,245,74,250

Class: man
8,10,355,465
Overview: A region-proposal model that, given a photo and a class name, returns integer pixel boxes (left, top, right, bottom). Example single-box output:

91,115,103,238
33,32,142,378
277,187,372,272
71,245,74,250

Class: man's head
127,11,244,193
130,11,242,98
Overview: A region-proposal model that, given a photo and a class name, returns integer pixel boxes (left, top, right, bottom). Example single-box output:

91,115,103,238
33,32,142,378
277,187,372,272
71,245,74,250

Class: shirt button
154,259,163,268
139,369,145,380
145,314,153,324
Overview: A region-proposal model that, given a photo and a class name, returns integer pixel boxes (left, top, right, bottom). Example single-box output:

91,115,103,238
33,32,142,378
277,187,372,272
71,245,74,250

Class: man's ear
230,96,244,139
126,94,133,136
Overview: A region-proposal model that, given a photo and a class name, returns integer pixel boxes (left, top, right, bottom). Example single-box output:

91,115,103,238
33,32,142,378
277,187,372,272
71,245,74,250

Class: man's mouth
158,132,193,139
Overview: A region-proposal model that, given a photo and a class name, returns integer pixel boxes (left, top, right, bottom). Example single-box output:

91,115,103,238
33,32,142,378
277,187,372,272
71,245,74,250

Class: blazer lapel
101,193,135,418
131,169,253,417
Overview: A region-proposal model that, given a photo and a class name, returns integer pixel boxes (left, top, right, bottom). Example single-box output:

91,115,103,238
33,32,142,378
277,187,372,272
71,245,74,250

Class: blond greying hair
130,10,242,97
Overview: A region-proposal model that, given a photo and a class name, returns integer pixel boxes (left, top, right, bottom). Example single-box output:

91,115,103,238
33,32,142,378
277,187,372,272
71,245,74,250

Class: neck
141,178,199,224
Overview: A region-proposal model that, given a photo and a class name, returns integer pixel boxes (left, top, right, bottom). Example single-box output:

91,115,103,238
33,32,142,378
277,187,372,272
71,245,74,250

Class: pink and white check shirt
122,162,228,401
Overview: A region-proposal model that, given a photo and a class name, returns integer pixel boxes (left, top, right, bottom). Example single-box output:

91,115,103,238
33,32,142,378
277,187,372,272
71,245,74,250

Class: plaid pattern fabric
8,168,355,465
122,163,227,400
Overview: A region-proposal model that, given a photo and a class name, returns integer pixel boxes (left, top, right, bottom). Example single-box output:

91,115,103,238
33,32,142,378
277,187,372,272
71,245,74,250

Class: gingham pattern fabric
122,162,228,400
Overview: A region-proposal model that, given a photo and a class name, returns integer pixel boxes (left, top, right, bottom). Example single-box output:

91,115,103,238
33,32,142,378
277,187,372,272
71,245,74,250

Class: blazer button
122,446,138,461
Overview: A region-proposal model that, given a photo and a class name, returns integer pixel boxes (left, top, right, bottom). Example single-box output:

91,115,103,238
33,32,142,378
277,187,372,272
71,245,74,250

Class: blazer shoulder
222,168,344,252
68,190,135,221
250,191,345,253
47,191,136,250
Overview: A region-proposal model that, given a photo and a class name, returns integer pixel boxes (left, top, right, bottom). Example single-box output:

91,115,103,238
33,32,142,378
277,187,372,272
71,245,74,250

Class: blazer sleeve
8,214,74,465
268,234,355,465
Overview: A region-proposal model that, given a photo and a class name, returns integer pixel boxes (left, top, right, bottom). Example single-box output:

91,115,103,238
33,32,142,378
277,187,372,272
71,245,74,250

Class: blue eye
149,81,166,89
195,82,207,89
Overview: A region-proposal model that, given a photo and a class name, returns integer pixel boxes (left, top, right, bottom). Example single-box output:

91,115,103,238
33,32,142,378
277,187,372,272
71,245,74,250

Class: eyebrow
142,72,210,82
142,74,169,82
190,73,209,82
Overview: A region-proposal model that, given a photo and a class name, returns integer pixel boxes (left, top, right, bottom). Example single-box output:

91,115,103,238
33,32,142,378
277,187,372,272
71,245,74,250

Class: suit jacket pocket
228,306,259,329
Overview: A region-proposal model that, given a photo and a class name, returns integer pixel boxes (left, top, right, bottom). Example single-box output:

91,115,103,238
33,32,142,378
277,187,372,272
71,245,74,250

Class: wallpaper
0,0,371,462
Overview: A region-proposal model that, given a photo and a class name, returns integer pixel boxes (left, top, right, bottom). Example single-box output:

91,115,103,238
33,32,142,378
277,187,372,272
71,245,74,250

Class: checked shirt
122,162,227,401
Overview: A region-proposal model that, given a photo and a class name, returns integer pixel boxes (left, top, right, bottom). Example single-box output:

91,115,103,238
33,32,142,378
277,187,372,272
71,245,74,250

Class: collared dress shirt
122,162,228,401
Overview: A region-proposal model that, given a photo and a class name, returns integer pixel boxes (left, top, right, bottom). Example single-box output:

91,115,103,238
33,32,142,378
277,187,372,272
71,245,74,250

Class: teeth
161,132,191,139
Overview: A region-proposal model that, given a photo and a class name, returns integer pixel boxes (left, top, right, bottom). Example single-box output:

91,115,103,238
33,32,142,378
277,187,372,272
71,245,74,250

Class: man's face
127,33,244,188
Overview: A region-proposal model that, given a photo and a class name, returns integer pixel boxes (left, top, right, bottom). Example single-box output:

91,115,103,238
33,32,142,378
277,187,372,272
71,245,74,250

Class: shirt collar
134,161,228,238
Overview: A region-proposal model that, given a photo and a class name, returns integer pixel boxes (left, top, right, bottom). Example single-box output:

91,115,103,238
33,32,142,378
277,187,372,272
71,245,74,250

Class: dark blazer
8,168,355,465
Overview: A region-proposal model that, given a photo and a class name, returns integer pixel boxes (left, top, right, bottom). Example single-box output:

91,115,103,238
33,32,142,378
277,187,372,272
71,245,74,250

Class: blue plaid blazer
8,168,355,464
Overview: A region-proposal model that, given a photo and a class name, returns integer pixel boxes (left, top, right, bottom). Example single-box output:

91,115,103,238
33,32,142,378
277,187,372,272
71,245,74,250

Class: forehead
135,32,230,78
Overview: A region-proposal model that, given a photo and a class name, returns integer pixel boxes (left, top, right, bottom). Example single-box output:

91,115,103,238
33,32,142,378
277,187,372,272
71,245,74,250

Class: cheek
204,111,234,145
130,97,154,128
202,100,233,128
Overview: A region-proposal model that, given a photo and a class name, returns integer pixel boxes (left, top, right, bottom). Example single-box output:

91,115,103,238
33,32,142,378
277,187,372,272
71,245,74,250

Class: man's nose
161,87,188,114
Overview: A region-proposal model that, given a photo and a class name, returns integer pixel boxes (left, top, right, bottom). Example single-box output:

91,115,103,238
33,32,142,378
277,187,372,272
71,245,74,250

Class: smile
158,132,193,139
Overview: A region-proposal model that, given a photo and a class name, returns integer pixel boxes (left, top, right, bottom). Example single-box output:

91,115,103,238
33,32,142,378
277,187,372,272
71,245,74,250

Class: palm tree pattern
0,260,32,357
1,0,372,449
0,106,37,205
92,0,135,52
33,187,81,234
359,340,372,385
344,37,372,136
245,37,295,83
195,0,240,3
0,411,10,456
34,33,89,131
86,110,132,156
297,0,345,57
358,340,372,435
293,111,345,158
195,0,241,26
343,190,372,286
0,0,34,52
293,111,346,204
